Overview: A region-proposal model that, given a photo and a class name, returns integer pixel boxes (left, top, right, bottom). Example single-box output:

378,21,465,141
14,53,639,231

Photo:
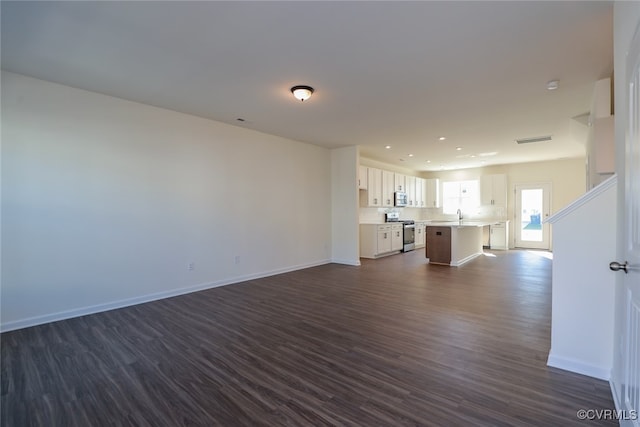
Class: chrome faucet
457,209,463,220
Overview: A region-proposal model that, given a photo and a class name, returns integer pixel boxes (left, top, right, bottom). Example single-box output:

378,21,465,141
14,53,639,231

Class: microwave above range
394,191,408,207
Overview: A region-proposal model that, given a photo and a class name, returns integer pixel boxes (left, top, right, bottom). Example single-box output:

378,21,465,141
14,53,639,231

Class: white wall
331,146,360,265
1,72,333,331
546,178,616,380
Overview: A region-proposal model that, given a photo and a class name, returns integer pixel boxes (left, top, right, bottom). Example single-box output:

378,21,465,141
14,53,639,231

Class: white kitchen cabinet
360,224,400,258
490,221,509,250
414,222,426,248
377,226,392,254
425,178,440,208
382,170,395,207
358,166,368,190
391,223,403,251
415,178,426,207
394,173,406,192
481,174,507,207
405,175,416,207
365,167,439,208
367,167,382,207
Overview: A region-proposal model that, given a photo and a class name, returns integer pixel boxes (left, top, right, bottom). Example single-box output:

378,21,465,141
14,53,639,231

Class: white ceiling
1,1,613,172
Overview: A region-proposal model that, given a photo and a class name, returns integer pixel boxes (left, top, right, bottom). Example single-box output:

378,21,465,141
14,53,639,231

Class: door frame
514,182,552,250
611,13,640,427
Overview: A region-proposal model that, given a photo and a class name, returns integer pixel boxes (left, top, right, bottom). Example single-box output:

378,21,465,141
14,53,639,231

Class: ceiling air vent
515,135,552,144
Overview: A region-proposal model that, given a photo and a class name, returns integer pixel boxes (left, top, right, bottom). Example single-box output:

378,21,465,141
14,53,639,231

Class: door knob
609,261,628,274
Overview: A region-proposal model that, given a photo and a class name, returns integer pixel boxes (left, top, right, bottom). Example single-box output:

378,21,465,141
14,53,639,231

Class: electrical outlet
187,262,195,271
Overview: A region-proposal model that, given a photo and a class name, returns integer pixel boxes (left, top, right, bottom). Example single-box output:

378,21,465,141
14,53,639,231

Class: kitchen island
426,221,498,266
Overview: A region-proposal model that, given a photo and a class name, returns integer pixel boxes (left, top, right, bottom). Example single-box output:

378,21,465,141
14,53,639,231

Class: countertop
360,219,506,226
426,220,500,228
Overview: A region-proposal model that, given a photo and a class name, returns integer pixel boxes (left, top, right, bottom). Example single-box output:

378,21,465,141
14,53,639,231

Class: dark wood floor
2,249,616,426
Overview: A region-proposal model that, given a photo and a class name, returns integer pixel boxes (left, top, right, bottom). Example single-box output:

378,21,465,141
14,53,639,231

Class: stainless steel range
385,212,415,252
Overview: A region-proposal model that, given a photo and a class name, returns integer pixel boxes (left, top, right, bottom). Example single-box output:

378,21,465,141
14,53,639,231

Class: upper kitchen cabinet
425,178,441,208
360,164,437,208
415,177,426,207
405,175,416,207
367,167,383,207
480,174,507,207
382,170,395,207
394,173,406,192
358,166,368,190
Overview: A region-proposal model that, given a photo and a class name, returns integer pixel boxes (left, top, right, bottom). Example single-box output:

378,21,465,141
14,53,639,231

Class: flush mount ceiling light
546,80,559,91
291,85,314,101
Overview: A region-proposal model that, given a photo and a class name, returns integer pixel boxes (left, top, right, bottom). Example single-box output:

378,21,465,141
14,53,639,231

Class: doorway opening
515,183,551,249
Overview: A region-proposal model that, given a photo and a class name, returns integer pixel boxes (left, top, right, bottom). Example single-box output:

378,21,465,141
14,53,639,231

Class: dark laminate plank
1,250,616,426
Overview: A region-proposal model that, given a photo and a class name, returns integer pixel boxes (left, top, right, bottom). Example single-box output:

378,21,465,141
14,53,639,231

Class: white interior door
514,183,551,249
612,21,640,427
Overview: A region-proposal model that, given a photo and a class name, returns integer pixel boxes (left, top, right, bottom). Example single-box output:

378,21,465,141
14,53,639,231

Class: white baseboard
610,378,622,412
331,258,361,266
547,351,611,381
450,252,482,267
1,259,332,333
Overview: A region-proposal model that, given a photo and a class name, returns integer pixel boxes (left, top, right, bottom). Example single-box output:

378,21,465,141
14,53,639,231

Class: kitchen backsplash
359,205,507,223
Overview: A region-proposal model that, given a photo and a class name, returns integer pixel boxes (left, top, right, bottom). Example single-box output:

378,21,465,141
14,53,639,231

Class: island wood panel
426,226,451,264
1,250,616,426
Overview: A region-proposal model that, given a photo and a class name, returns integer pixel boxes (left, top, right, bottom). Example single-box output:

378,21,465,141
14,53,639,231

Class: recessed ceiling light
408,154,414,157
439,136,446,141
426,160,431,163
471,155,476,158
456,147,462,151
385,145,391,149
546,80,559,91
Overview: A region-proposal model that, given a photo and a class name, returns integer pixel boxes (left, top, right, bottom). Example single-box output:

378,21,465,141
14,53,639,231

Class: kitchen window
442,180,479,215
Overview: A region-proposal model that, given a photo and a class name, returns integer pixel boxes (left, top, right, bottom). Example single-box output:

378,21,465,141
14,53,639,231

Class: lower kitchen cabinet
391,224,403,251
490,221,509,250
426,226,451,265
415,222,426,248
360,224,403,258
